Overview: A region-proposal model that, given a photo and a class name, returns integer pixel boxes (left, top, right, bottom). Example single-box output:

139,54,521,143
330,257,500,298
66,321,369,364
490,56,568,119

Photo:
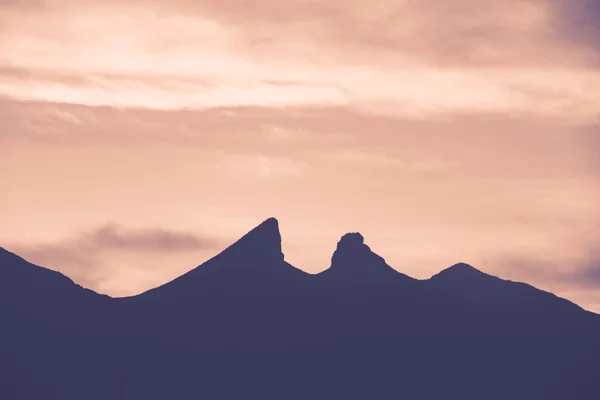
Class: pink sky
1,0,599,311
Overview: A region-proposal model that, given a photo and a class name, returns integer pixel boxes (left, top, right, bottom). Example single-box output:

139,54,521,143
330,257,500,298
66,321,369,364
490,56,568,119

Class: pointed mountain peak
256,217,280,233
224,217,283,261
136,217,309,298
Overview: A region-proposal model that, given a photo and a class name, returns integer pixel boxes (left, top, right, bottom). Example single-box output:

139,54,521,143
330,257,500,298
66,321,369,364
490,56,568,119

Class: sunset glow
1,0,599,311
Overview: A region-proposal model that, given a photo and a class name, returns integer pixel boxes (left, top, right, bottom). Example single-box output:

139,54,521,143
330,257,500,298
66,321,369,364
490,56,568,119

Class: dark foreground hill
1,218,599,400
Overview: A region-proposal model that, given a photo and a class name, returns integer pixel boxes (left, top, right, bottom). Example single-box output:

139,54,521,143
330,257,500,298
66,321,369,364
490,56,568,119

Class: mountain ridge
0,218,596,315
0,246,106,300
1,218,599,400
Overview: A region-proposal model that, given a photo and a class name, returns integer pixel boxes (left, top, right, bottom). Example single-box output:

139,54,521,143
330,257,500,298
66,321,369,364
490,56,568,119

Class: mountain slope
1,218,599,400
316,232,416,286
0,248,118,400
425,262,587,315
133,218,309,303
0,247,102,303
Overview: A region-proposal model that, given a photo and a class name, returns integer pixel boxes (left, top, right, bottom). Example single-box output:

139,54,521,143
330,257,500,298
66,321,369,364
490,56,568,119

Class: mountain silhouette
1,218,599,400
317,232,416,286
426,262,585,311
0,247,99,300
136,217,308,301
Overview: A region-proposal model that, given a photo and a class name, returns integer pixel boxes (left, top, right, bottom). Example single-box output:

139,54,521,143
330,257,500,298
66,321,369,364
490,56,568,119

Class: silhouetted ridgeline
1,218,599,400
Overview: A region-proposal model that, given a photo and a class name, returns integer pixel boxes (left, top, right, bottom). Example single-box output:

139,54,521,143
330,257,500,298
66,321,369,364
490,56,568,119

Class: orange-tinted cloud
1,1,599,119
7,224,224,295
1,0,599,311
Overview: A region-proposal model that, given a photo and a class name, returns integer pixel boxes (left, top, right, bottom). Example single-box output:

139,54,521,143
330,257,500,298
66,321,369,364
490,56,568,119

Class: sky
1,0,599,311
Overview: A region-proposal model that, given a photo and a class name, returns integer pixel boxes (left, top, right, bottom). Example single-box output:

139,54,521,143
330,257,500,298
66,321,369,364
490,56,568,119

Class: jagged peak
258,217,280,230
133,217,309,298
223,217,283,260
323,232,415,283
241,217,280,240
338,232,365,247
332,232,375,263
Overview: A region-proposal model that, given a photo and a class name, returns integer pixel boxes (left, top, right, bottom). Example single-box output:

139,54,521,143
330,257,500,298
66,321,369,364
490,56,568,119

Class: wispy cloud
87,224,215,251
225,154,311,179
3,0,598,66
8,225,222,293
578,264,600,286
1,1,599,119
1,0,600,311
